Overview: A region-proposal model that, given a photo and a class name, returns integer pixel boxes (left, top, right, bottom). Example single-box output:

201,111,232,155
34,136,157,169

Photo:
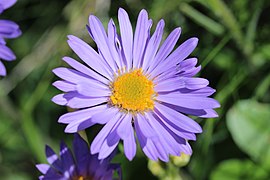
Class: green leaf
210,159,268,180
227,100,270,169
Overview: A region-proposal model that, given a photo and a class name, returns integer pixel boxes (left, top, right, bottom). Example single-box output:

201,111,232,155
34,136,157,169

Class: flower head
36,134,121,180
52,8,220,162
0,0,21,76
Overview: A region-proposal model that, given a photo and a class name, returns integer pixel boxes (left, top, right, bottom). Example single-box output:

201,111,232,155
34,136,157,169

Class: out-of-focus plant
0,0,270,179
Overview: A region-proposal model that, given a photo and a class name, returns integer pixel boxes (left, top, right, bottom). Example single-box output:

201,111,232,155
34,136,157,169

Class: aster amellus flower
36,134,121,180
53,8,220,161
0,0,21,76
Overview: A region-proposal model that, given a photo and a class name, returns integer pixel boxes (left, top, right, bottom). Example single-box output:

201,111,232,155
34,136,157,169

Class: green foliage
227,100,270,169
0,0,270,179
210,159,268,180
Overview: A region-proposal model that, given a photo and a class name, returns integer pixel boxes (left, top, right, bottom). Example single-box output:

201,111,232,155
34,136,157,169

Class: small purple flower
53,8,220,162
0,0,21,76
36,134,121,180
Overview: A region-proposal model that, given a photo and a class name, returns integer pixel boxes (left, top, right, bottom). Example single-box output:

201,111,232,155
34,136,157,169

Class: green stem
206,0,245,52
254,73,270,100
179,3,225,36
21,112,46,162
244,0,263,56
201,34,231,68
21,59,56,163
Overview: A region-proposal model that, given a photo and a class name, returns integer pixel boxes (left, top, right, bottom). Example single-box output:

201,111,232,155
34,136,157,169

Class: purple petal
152,140,169,162
76,81,110,97
67,95,107,109
58,105,107,124
51,94,68,106
178,87,216,96
146,112,181,156
147,27,181,73
36,164,50,174
147,19,153,39
117,114,136,160
0,60,6,76
166,37,198,64
179,66,201,77
136,114,169,161
0,44,16,61
107,19,122,68
150,37,198,78
73,134,89,162
178,58,198,72
73,134,89,176
64,118,96,133
135,115,175,161
135,124,159,161
153,67,177,84
180,142,192,155
184,77,209,90
151,111,197,141
67,35,113,80
76,78,109,90
91,112,122,154
164,102,218,119
98,128,120,160
143,141,159,161
90,107,119,124
118,8,133,69
154,102,202,133
45,145,62,171
123,130,136,161
0,0,16,10
155,77,185,92
53,67,92,84
62,56,109,85
133,9,149,69
60,142,75,177
157,93,220,109
176,57,200,77
117,114,132,139
52,91,107,109
142,19,165,70
43,168,63,179
0,20,21,38
199,109,218,118
134,113,159,141
52,81,76,92
88,16,117,72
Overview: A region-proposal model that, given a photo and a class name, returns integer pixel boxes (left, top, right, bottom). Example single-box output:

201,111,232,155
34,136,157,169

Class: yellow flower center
76,176,92,180
72,176,93,180
110,69,156,112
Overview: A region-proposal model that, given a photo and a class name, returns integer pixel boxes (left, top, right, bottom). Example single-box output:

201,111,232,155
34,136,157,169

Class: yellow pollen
76,176,92,180
110,69,156,112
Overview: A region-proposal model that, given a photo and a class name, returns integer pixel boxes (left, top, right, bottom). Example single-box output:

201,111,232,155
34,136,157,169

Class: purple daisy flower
52,8,220,162
0,0,21,76
36,134,121,180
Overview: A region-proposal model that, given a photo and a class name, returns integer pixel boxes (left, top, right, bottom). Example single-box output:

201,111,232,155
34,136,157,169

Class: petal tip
64,126,77,133
191,37,199,45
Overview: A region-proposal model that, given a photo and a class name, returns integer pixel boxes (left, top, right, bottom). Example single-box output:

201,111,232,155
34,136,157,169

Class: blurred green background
0,0,270,179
